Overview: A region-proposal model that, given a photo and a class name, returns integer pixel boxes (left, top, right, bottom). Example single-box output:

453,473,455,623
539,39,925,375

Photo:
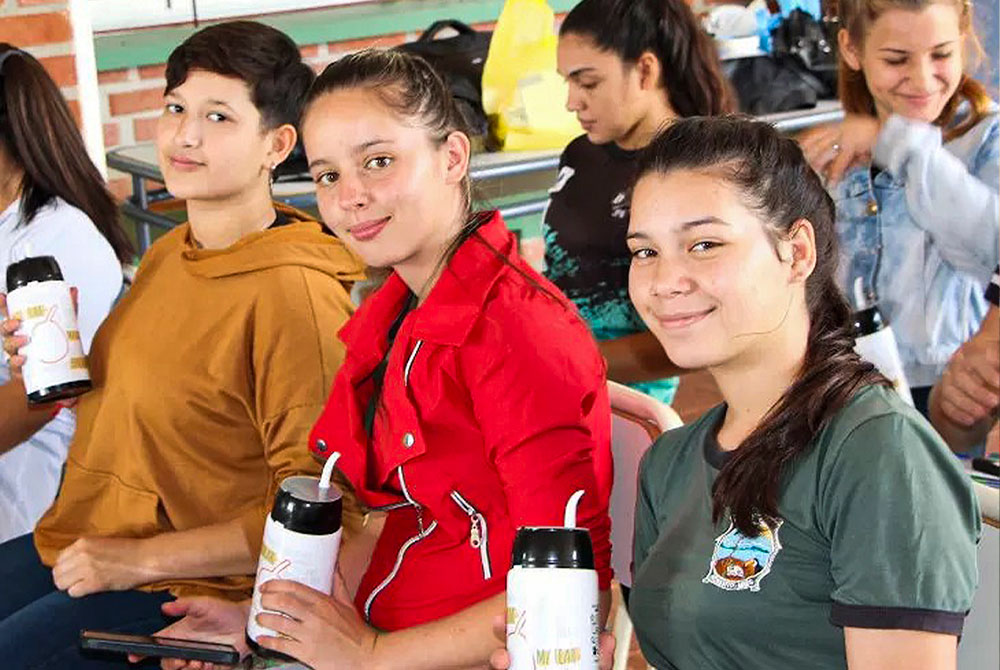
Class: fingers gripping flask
5,255,90,404
506,490,600,670
246,452,343,659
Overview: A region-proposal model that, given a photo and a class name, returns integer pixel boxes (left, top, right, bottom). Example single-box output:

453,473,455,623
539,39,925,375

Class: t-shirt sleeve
987,265,999,307
819,412,981,635
21,204,123,352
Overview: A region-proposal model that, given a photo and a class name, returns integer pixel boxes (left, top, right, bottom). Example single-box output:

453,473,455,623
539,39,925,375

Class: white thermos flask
5,255,91,404
506,490,600,670
851,279,914,406
246,452,343,660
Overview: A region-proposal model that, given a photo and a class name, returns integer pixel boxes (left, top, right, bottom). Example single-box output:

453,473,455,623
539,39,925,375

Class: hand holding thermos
2,254,88,404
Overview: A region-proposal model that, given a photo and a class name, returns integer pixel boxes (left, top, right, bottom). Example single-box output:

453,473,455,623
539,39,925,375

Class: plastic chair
959,483,999,669
607,381,682,670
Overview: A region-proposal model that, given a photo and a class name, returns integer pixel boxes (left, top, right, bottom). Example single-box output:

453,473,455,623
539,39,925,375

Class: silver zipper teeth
403,340,423,387
362,520,438,622
398,465,424,534
450,491,492,580
368,501,411,513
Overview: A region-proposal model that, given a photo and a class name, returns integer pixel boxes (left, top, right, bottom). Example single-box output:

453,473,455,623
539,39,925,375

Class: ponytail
0,44,132,262
710,274,883,535
560,0,737,118
635,116,888,537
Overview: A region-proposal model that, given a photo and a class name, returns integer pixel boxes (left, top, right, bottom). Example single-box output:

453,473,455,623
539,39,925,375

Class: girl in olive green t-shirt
621,116,980,670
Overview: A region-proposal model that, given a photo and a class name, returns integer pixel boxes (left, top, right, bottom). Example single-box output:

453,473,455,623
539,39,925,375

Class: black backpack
396,20,493,140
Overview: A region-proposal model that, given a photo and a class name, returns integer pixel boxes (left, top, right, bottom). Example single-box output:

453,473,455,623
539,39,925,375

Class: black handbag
396,20,493,139
724,9,836,115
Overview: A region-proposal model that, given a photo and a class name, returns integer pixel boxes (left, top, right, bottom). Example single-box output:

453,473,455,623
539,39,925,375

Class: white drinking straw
319,451,341,492
563,489,585,528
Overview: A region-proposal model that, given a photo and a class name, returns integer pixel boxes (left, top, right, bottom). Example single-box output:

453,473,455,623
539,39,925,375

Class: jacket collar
340,211,516,355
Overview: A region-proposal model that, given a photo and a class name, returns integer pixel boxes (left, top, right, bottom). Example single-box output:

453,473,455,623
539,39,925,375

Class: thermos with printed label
850,279,913,406
5,255,90,404
506,490,600,670
246,453,343,660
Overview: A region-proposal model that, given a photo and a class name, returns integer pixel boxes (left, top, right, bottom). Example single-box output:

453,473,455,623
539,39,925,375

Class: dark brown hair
837,0,991,141
0,45,132,262
165,21,315,130
635,116,888,536
560,0,737,118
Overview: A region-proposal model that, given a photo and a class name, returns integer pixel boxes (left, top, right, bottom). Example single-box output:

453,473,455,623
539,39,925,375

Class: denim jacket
832,109,1000,388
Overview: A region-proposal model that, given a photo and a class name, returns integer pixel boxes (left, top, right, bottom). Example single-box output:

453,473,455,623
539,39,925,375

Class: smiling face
840,3,964,123
557,32,662,147
156,69,278,202
301,86,468,272
627,170,810,371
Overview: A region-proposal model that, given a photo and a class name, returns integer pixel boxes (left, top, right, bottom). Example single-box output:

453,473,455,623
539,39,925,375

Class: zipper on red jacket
362,518,438,623
450,490,492,580
362,464,431,622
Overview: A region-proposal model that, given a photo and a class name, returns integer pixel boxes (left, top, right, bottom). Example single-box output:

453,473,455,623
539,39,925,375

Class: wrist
369,630,393,670
133,535,164,581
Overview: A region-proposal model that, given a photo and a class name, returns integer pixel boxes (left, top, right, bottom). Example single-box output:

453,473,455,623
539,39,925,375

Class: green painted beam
95,0,580,71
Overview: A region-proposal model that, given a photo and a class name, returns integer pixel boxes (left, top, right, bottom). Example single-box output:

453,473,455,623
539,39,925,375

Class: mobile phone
79,629,240,664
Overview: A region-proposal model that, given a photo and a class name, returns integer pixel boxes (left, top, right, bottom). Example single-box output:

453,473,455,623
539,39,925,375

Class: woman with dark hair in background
0,22,365,668
0,45,129,544
544,0,736,406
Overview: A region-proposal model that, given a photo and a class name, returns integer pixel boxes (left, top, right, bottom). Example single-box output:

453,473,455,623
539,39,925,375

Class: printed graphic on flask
8,281,89,394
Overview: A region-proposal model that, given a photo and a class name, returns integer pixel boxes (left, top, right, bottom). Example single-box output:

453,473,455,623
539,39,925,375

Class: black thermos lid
851,304,886,337
269,476,343,536
6,255,64,291
511,527,595,570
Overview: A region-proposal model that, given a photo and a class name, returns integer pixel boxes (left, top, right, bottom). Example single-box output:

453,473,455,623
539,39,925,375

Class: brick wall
0,0,82,123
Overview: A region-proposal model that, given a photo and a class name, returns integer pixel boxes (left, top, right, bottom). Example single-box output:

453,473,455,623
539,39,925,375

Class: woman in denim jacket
802,0,998,415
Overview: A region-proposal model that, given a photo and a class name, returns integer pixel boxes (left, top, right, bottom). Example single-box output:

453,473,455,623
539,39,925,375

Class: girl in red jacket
157,49,613,670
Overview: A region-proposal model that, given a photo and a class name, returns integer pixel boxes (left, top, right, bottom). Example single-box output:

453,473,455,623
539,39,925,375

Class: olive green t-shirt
630,385,981,670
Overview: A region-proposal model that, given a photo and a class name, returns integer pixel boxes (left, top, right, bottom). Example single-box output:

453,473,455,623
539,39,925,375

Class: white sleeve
21,203,123,352
873,114,1000,280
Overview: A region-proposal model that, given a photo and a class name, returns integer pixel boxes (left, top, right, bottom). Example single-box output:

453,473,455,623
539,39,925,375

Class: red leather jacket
309,212,613,631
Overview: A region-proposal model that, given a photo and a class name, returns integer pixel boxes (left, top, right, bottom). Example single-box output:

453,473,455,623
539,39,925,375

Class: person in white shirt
0,45,130,542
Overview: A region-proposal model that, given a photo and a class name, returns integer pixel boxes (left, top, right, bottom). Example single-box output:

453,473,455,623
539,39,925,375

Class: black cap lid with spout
6,256,64,291
270,476,342,536
852,304,886,337
511,527,595,570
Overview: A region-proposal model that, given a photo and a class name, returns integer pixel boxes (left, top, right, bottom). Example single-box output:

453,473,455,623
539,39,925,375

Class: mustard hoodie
34,205,366,599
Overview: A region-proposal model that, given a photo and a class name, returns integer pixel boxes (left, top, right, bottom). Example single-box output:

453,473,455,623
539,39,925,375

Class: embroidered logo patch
702,518,783,592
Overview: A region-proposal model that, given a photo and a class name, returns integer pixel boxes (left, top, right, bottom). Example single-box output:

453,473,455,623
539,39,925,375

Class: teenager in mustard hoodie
0,22,366,668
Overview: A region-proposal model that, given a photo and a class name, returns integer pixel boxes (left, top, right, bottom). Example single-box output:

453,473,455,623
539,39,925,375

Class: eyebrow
567,67,598,79
626,216,730,241
679,216,730,230
353,139,392,155
307,139,394,170
878,40,955,53
206,99,237,112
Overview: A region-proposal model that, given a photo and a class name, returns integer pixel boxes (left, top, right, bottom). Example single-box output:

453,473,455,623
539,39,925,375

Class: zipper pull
469,516,482,549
